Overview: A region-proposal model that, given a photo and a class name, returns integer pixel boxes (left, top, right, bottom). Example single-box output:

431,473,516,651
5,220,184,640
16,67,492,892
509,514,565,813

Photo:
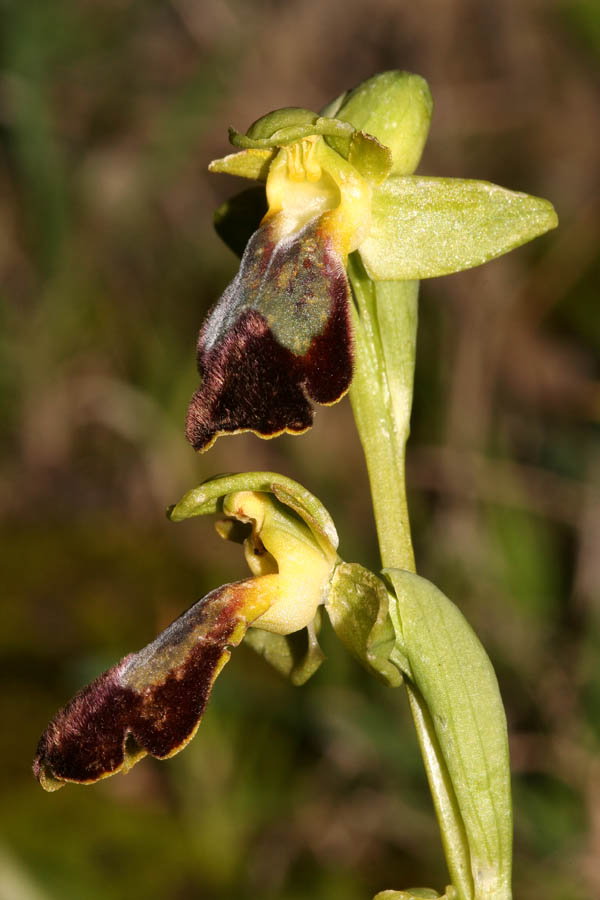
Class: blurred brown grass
1,1,599,898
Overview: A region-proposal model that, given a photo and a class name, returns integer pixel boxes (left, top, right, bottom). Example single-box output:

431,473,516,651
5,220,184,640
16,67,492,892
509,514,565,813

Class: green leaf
326,563,405,686
360,176,558,280
243,612,325,685
385,570,513,900
213,185,266,257
209,148,275,181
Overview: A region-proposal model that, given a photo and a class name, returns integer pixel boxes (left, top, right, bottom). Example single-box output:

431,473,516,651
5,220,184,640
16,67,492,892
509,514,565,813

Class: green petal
348,131,392,184
360,176,558,280
209,148,275,181
385,569,513,900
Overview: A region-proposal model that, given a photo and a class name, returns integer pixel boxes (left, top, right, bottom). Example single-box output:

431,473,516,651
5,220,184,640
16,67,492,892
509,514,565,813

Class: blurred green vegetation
1,1,599,898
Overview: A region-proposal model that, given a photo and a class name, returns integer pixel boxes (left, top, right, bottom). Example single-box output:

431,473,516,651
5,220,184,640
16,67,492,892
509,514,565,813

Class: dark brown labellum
186,216,353,452
33,581,267,790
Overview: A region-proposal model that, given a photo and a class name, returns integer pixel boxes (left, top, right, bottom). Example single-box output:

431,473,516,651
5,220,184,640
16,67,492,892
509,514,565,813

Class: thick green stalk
348,258,474,900
347,254,416,572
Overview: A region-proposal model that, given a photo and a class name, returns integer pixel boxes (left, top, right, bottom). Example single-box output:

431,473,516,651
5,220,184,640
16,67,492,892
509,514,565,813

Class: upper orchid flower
186,71,557,452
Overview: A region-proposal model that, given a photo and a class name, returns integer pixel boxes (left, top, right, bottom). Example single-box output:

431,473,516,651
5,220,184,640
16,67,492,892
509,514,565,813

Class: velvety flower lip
185,212,353,452
33,580,272,791
34,474,339,791
186,129,372,453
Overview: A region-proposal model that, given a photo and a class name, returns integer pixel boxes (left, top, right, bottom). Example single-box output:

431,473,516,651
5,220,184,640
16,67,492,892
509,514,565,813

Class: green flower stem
348,260,473,900
347,254,416,573
404,684,473,900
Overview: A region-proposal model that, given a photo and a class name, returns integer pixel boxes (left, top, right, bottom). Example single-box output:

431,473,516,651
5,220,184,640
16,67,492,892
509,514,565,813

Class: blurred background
1,0,599,898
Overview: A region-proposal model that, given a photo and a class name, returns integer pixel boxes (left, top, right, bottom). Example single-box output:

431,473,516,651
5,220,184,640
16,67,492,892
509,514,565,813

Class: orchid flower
186,71,557,452
34,474,339,791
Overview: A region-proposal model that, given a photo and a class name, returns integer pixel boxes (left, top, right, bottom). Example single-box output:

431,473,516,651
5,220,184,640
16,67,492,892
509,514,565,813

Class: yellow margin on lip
195,381,352,454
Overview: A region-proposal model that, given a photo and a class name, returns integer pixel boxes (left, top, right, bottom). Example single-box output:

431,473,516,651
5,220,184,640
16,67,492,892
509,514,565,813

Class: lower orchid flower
34,474,339,791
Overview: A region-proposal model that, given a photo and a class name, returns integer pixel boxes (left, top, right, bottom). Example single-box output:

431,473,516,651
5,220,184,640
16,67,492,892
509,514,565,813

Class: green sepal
243,611,325,685
246,107,321,140
230,111,354,151
168,471,339,553
385,569,513,900
209,149,275,181
213,186,267,257
361,176,558,280
326,563,405,687
268,485,338,558
332,71,433,176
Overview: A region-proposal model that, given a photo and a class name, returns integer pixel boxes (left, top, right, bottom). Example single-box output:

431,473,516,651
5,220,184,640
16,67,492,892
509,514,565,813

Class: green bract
324,554,513,900
385,570,512,900
326,561,405,687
